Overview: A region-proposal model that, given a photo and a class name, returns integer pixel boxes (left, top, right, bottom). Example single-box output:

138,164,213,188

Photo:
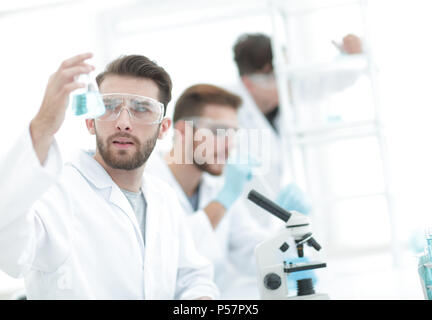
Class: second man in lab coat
146,84,271,299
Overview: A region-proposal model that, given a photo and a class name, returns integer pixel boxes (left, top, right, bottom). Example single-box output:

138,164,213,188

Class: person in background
146,84,289,299
230,33,363,230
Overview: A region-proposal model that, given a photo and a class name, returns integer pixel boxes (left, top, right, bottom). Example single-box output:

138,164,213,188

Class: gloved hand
214,162,253,210
276,183,312,215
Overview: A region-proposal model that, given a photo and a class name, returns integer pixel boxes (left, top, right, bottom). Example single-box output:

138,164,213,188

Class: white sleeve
296,60,362,103
174,200,220,300
0,126,63,277
227,200,269,277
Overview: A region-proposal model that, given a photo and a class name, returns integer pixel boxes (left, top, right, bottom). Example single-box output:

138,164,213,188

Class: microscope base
285,292,330,300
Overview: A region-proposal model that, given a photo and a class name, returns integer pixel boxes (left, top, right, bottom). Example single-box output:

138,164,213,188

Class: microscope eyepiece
247,189,292,222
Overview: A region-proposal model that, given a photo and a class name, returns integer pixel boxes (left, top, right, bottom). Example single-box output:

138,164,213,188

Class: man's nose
116,108,132,131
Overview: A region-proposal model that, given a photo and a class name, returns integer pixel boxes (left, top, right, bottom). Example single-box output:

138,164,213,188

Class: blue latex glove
214,162,253,210
276,183,312,215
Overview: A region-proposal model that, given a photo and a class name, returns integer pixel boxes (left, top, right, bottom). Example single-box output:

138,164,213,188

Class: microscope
248,190,329,300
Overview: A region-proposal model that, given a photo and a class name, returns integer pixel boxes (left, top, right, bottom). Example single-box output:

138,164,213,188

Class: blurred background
1,0,431,299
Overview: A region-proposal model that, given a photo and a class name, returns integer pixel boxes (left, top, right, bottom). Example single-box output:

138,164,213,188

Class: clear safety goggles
181,117,239,135
97,93,164,124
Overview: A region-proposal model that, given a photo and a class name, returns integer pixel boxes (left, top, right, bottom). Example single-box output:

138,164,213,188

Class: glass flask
71,74,106,119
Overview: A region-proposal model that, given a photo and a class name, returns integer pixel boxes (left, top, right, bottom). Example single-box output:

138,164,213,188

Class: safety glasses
97,93,164,124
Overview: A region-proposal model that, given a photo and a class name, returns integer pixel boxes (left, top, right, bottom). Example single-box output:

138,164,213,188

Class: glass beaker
71,73,106,119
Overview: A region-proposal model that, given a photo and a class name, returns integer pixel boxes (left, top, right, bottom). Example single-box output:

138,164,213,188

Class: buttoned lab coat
146,153,268,298
0,128,219,299
228,67,362,232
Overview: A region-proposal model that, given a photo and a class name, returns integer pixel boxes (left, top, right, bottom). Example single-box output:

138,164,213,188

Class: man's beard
192,140,228,176
96,129,159,171
193,147,226,176
194,162,224,176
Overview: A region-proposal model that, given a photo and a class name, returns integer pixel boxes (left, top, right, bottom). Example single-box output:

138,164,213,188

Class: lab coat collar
67,150,135,215
148,150,223,212
68,150,115,190
68,149,149,192
236,80,281,137
68,150,146,252
177,171,223,213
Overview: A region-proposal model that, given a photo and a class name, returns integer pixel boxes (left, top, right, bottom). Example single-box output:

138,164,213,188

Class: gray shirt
187,184,201,212
121,188,147,244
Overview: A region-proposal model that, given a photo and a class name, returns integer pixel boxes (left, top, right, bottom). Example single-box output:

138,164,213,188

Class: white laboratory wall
0,0,431,299
370,0,432,240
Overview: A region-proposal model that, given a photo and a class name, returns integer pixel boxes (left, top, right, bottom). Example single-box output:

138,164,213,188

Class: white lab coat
146,152,268,298
227,67,361,232
0,127,219,300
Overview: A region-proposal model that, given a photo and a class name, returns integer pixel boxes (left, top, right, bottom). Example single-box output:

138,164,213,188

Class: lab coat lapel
108,184,147,279
140,173,166,299
156,153,195,213
236,81,280,141
108,185,138,227
236,81,289,191
68,150,114,190
153,151,222,213
69,150,141,236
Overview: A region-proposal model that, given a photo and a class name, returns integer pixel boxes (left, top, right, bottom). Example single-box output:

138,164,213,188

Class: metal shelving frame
268,0,399,264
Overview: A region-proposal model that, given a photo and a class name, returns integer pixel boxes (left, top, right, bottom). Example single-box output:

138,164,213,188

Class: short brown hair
233,33,273,76
173,84,242,123
96,55,172,115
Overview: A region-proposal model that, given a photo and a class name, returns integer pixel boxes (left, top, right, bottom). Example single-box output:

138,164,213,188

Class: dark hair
96,55,172,114
233,33,273,76
173,84,242,123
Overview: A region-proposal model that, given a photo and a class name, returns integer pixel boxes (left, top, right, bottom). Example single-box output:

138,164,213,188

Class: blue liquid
72,94,88,116
72,91,106,118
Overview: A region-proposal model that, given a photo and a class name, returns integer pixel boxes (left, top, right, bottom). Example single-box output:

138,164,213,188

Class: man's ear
86,119,96,135
158,117,172,139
